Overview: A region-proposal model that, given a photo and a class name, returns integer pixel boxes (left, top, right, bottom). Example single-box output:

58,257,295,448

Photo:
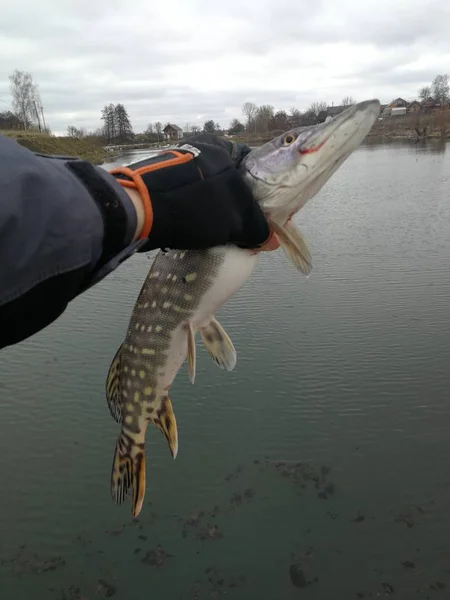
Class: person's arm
0,135,274,349
0,135,145,348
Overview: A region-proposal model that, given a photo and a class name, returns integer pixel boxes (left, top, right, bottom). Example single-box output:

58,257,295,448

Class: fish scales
106,246,245,517
105,99,381,517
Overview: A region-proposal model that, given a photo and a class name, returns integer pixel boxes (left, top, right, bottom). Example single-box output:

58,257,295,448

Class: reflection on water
1,141,450,599
364,135,447,154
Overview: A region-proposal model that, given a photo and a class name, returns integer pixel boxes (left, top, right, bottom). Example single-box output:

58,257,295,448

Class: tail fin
111,433,146,518
151,395,178,459
269,219,312,276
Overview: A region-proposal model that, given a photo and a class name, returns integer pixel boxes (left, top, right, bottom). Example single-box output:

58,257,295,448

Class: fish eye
282,134,295,146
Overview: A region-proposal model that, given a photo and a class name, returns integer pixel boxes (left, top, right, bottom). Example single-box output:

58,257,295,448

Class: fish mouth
241,99,380,222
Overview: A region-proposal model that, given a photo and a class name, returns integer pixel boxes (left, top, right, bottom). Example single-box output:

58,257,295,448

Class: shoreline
3,120,449,167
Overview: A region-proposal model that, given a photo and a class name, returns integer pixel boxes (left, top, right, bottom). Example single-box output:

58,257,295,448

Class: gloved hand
109,135,276,252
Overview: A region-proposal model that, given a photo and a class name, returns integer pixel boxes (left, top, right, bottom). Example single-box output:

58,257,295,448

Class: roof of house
163,123,183,131
388,97,408,106
326,105,345,115
421,97,437,105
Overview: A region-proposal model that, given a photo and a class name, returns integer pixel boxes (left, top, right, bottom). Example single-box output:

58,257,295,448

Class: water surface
1,141,450,599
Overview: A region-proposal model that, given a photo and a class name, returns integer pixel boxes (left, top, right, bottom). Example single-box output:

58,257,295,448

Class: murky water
1,141,450,599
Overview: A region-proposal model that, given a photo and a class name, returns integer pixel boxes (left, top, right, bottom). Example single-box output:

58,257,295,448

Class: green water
2,141,450,599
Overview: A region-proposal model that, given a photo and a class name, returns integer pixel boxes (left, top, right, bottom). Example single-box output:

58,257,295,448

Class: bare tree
431,74,449,104
67,125,80,137
303,101,327,125
289,107,303,128
341,96,356,106
0,110,25,130
270,110,290,132
155,121,162,142
419,86,431,100
9,69,38,129
310,101,327,115
242,101,257,131
255,104,274,134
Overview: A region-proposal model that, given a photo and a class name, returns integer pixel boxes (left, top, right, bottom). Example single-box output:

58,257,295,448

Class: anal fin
106,343,123,423
200,317,237,371
151,395,179,459
269,219,312,276
186,322,196,384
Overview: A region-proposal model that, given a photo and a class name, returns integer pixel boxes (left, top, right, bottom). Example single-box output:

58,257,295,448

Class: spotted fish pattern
106,246,253,517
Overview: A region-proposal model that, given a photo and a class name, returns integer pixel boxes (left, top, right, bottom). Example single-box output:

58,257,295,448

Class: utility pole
33,99,42,132
40,104,47,132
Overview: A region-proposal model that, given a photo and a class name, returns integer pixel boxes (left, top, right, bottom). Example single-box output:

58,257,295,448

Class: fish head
241,99,380,225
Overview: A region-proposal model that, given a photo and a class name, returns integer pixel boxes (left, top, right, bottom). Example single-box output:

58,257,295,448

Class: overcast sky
1,0,449,135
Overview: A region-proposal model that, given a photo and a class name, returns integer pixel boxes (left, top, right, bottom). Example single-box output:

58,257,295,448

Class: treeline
194,97,356,138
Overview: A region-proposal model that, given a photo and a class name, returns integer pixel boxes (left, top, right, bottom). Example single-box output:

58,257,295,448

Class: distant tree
289,107,303,128
203,119,216,133
191,125,201,134
431,74,449,104
155,121,162,142
341,96,356,106
101,104,116,143
114,103,133,142
242,101,257,132
228,118,245,135
419,86,431,100
9,69,40,130
310,101,327,115
255,105,274,134
303,101,327,125
0,109,25,130
270,110,290,132
92,127,105,138
67,125,85,138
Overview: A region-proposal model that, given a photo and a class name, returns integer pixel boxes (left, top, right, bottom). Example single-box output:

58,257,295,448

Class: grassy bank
1,130,115,165
367,113,450,140
232,113,450,145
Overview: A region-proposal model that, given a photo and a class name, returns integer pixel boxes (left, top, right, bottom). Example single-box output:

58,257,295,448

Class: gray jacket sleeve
0,135,145,348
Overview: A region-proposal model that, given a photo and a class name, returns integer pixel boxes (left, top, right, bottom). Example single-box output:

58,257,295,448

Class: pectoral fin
187,322,196,384
200,317,237,371
269,219,312,276
106,343,123,423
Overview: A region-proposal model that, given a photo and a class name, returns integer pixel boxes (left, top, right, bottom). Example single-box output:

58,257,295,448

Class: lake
1,140,450,599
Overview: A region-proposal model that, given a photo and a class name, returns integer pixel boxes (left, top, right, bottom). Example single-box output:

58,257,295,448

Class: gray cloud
1,0,449,134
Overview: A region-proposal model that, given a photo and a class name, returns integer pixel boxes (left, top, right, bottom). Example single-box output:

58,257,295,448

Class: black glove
110,136,270,251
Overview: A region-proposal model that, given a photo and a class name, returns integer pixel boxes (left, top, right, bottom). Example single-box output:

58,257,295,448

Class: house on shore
408,100,421,113
163,123,183,141
382,98,409,116
326,105,346,118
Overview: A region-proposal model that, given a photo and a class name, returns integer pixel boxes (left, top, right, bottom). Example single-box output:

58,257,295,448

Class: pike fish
105,99,380,517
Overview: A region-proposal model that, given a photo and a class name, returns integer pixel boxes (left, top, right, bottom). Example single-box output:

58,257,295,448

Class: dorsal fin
105,343,123,423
